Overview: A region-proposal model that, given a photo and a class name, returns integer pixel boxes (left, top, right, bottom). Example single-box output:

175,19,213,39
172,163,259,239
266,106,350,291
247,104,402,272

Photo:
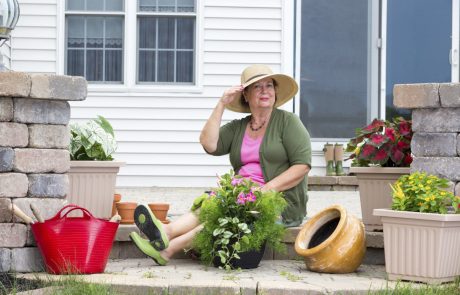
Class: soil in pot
116,202,137,224
213,242,266,269
148,203,170,222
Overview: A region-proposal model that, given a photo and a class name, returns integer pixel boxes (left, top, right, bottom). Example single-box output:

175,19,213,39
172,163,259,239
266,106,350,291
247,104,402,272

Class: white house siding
9,0,321,187
0,41,10,69
11,0,57,73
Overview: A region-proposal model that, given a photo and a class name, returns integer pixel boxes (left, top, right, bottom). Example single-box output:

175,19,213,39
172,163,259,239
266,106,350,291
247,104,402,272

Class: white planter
67,161,125,219
374,208,460,283
350,167,410,231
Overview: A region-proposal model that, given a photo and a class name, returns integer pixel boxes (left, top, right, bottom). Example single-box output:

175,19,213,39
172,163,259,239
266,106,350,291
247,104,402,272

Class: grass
368,278,460,295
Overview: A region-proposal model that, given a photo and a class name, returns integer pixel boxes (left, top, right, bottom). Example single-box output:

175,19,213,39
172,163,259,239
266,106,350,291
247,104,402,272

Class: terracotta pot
295,205,366,273
148,203,170,222
112,194,122,217
115,202,137,224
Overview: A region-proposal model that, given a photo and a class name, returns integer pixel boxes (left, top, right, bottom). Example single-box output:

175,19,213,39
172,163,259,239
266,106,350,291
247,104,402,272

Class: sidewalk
21,259,402,294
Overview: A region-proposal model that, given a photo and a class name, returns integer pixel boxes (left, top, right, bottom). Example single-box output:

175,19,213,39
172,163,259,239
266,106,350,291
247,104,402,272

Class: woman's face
244,77,276,110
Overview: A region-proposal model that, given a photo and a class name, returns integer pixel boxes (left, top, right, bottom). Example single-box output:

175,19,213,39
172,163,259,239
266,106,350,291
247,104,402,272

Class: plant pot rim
148,202,170,207
349,166,410,174
374,208,460,221
70,161,126,168
116,202,138,208
295,205,348,255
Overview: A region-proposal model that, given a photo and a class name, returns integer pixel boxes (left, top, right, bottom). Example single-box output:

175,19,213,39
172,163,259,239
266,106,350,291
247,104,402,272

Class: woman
130,64,312,265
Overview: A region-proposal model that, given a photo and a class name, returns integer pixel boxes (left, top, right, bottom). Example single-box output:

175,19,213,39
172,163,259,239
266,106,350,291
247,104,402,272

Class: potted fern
374,172,460,283
68,116,124,219
193,171,287,270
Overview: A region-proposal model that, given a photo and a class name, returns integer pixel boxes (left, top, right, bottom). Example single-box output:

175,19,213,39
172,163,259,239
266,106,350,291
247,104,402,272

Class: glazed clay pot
295,205,366,273
112,193,122,217
148,203,170,222
115,202,137,224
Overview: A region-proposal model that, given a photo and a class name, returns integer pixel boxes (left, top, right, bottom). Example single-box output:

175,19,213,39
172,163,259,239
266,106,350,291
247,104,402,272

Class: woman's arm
261,164,310,192
200,85,243,153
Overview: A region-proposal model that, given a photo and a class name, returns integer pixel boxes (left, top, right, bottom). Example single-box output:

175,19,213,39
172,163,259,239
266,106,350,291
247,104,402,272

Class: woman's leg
163,212,200,240
161,224,204,260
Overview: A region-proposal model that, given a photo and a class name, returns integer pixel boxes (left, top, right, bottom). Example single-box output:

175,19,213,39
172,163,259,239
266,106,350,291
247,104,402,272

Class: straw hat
226,64,298,113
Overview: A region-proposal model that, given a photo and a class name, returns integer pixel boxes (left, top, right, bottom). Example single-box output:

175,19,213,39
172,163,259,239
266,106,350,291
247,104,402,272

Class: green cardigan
208,108,312,225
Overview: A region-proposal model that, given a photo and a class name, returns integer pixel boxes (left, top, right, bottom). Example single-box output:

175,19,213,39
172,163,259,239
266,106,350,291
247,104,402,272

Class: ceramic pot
295,205,366,273
148,203,170,222
112,193,122,217
115,202,137,224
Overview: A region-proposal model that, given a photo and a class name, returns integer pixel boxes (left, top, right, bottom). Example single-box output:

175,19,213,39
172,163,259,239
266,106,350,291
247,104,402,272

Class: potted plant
374,172,460,283
193,171,287,270
346,117,413,230
67,116,124,219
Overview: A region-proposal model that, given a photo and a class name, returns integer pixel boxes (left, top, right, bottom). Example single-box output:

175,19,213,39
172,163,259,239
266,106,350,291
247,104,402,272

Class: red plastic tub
31,204,118,274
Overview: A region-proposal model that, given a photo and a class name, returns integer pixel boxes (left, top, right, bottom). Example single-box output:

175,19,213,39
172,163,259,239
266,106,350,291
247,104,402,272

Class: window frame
136,10,197,85
64,1,125,84
58,0,203,93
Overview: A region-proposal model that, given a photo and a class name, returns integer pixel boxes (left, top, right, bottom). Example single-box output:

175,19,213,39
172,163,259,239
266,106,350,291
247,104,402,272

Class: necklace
250,117,266,132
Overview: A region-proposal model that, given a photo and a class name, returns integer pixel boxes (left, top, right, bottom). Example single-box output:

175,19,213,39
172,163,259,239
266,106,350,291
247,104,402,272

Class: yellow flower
418,184,424,188
427,180,432,184
417,202,423,206
431,196,436,201
440,191,446,196
424,186,431,190
391,183,405,200
424,197,430,202
409,175,414,180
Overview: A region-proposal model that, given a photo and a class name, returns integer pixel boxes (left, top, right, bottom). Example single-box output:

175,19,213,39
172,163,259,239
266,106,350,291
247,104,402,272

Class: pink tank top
238,132,265,185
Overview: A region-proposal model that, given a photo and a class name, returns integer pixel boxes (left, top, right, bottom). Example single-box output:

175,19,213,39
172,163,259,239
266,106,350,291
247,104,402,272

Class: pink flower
246,191,256,203
237,192,246,205
231,178,244,186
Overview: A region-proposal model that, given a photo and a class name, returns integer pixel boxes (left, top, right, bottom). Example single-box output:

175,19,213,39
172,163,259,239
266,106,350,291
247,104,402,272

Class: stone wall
394,83,460,194
0,71,86,272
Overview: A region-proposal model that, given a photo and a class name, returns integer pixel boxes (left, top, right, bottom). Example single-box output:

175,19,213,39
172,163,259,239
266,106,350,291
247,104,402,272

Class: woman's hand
220,85,244,106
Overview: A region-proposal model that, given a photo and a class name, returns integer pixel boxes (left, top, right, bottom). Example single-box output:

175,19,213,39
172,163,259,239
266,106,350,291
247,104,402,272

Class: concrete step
110,225,385,265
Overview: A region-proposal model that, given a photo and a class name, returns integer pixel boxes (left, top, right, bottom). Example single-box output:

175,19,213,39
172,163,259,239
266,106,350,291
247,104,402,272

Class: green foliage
345,117,412,167
391,172,460,214
193,170,287,270
69,115,117,161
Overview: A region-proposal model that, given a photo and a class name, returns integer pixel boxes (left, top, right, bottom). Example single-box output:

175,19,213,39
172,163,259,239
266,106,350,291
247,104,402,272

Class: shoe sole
134,204,169,251
129,232,167,266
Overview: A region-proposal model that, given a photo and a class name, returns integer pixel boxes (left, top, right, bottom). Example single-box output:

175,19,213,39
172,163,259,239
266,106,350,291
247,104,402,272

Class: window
65,0,124,83
137,0,196,84
299,0,371,139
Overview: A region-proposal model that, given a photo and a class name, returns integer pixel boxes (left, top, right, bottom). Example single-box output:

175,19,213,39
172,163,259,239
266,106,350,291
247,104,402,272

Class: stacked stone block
0,71,86,272
394,83,460,193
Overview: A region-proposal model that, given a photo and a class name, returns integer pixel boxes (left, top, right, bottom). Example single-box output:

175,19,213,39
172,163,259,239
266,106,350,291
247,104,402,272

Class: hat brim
226,73,298,113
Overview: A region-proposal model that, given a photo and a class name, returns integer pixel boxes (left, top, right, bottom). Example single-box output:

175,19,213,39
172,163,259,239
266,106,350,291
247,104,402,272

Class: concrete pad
18,259,426,294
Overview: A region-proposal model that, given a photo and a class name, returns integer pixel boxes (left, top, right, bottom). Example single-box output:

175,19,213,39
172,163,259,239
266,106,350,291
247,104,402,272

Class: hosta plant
193,170,287,270
69,115,117,161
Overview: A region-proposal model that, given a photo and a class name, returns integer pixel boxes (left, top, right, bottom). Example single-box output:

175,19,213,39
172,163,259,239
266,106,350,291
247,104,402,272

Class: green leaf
234,242,241,251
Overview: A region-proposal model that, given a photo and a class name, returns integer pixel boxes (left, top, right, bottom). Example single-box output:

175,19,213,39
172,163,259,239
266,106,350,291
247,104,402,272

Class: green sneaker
129,232,168,266
134,204,169,250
